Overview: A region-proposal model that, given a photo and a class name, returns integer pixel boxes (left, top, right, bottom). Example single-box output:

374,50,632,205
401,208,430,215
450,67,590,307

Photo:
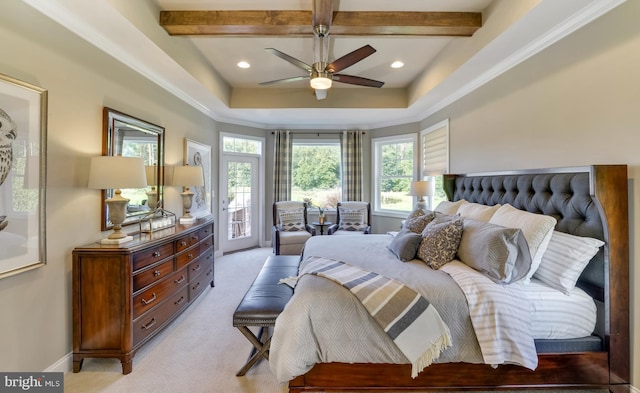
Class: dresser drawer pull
206,268,213,277
191,235,198,241
153,270,161,277
206,254,212,261
192,282,201,291
141,293,157,305
141,318,156,330
180,240,187,247
187,253,194,259
174,296,185,306
174,275,186,284
203,229,209,234
192,264,201,272
152,251,161,258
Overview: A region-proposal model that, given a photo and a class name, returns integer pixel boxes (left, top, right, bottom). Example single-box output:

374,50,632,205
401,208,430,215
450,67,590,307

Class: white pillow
534,231,604,294
457,203,501,222
339,208,365,231
279,208,305,232
488,204,556,283
435,199,467,215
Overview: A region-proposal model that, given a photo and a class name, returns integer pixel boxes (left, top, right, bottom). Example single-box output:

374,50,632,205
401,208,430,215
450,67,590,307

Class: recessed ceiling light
390,61,404,69
237,61,250,69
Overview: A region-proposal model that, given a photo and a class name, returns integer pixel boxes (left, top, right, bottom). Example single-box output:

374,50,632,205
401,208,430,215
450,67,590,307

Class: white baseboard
630,384,640,393
45,352,72,373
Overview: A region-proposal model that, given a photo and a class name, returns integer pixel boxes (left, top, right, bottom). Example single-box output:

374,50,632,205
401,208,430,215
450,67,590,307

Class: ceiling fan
259,0,384,100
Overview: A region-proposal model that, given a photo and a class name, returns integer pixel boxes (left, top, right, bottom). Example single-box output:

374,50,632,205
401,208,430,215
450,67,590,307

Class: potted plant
318,206,325,224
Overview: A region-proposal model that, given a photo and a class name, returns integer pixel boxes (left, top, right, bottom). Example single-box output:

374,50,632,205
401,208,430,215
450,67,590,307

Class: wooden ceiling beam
159,11,482,37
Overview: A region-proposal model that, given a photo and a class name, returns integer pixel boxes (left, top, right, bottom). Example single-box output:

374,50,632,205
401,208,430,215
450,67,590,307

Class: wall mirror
101,107,165,231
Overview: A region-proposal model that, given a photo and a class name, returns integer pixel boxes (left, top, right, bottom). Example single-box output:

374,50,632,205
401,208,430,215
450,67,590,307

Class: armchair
272,201,316,255
327,201,371,235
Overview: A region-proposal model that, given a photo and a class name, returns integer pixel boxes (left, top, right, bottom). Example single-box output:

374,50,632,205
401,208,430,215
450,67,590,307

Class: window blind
421,120,449,176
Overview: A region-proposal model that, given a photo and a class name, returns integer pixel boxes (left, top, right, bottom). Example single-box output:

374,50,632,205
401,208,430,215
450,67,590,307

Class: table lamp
172,165,204,224
409,180,434,213
88,156,146,244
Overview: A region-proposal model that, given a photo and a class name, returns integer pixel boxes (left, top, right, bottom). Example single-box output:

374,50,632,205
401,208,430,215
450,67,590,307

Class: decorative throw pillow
488,204,556,283
279,208,305,232
338,208,365,231
533,231,604,294
457,218,532,284
404,211,436,234
457,203,501,222
417,218,463,269
387,228,422,262
434,199,467,215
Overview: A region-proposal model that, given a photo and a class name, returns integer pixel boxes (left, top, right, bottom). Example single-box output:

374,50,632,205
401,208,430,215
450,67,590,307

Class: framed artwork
0,73,47,279
184,138,212,218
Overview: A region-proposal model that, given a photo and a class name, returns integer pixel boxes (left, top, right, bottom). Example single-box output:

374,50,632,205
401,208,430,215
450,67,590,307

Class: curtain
341,130,363,201
273,130,292,201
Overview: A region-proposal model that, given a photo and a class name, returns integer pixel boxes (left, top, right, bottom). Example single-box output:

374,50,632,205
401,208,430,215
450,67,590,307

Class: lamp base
99,235,133,245
179,216,197,224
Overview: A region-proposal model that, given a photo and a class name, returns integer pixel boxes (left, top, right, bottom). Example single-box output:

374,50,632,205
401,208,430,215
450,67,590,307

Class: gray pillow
404,212,435,234
457,218,532,284
387,228,422,262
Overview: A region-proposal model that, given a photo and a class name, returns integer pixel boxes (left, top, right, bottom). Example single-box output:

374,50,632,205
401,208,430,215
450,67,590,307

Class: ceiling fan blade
265,48,313,72
312,0,333,34
326,45,377,73
315,89,328,100
259,75,310,86
332,74,385,88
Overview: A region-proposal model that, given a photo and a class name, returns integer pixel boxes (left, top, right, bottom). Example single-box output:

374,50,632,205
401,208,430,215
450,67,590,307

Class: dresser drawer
133,286,189,345
132,267,188,319
133,242,173,271
199,234,213,251
176,243,200,270
199,224,213,240
189,260,213,301
176,232,200,253
133,259,174,292
199,245,214,267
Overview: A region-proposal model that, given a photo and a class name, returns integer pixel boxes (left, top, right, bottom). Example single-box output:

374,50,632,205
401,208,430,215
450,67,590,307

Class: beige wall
418,0,640,385
0,1,219,371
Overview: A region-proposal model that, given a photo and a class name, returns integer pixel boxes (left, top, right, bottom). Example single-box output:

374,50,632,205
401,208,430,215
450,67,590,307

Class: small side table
312,221,332,235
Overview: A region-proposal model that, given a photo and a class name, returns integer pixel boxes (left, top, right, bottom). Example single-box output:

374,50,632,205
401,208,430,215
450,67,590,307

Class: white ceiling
21,0,626,130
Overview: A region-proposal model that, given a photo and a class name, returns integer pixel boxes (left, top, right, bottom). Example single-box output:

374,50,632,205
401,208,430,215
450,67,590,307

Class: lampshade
88,156,147,190
145,165,158,186
172,165,204,187
409,180,434,197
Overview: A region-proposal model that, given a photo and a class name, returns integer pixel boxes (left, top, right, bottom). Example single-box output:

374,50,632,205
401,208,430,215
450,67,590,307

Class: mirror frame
101,107,165,231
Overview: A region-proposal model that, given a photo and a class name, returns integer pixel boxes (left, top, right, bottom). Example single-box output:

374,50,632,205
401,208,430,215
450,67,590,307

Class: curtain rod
270,131,366,135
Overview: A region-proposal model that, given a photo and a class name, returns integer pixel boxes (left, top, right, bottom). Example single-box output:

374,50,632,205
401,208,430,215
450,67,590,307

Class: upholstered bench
232,255,300,376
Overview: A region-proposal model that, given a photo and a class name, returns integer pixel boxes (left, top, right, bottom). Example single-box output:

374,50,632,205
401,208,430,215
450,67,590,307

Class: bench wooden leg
236,326,272,376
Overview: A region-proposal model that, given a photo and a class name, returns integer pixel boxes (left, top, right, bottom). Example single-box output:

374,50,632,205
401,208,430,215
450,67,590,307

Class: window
372,134,417,216
223,136,262,154
291,140,341,209
421,119,450,209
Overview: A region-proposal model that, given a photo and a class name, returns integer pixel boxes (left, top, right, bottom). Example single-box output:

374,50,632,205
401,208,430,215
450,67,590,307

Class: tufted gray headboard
444,168,605,299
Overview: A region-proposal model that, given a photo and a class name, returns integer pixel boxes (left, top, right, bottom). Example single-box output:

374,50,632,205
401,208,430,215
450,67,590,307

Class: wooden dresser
72,216,214,374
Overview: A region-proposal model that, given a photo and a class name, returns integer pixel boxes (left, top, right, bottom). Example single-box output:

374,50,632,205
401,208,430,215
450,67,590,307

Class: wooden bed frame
289,165,630,393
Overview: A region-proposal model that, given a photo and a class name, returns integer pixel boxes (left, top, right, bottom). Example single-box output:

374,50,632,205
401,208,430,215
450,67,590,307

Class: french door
219,154,260,253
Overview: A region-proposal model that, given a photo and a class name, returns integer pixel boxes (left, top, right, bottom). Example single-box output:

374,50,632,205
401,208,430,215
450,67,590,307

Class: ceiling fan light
310,76,332,90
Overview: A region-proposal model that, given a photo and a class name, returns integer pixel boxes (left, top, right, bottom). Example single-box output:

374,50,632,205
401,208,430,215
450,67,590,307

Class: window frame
371,133,418,218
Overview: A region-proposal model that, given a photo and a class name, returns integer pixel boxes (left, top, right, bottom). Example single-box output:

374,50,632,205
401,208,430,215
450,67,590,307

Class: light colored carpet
63,247,608,393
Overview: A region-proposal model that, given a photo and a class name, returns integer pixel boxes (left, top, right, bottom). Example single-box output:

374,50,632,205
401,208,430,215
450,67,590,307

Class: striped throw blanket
283,256,452,378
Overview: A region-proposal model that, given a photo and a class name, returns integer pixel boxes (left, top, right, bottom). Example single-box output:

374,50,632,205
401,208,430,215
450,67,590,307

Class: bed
270,165,630,393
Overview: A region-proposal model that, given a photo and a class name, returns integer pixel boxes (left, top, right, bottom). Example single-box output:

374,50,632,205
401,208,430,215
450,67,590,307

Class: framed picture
184,138,212,218
0,73,47,279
